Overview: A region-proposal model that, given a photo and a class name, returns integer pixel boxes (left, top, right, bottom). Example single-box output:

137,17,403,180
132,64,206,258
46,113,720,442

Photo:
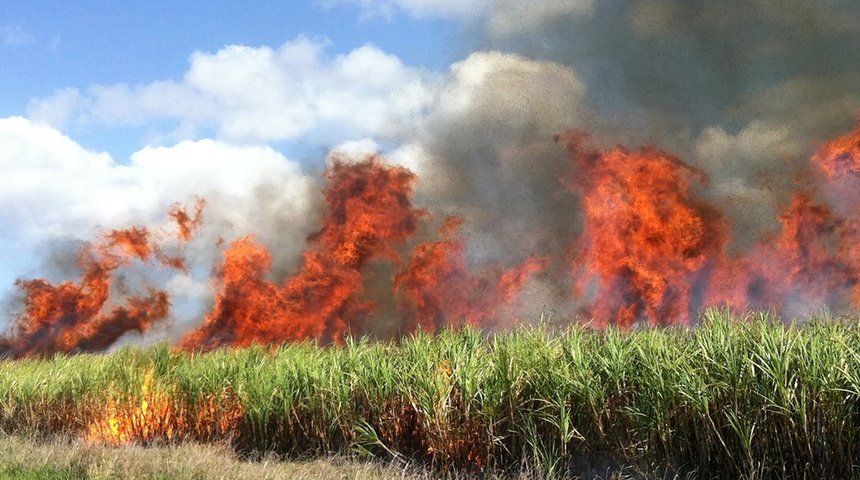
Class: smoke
319,0,595,35
0,118,325,342
403,53,587,258
386,0,860,256
348,0,860,319
4,0,860,353
379,52,599,317
473,0,860,128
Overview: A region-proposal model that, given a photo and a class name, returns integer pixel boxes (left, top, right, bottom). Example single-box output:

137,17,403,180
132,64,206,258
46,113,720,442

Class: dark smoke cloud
410,0,860,253
475,0,860,133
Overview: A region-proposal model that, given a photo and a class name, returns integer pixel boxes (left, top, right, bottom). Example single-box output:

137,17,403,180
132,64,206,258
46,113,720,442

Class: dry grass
0,435,661,480
0,434,426,480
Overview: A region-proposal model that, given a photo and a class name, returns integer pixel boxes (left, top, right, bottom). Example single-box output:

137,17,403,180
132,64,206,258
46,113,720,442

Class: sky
2,0,860,329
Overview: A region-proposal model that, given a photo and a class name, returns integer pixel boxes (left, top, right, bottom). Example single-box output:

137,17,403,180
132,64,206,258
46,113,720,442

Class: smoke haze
2,0,860,353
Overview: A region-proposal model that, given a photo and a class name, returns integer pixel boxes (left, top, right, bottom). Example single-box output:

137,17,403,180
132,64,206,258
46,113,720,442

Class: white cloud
1,117,244,235
319,0,594,34
27,36,441,145
26,88,89,131
0,117,118,238
327,138,382,163
129,139,323,278
0,117,320,292
0,25,34,47
694,121,801,175
387,141,432,176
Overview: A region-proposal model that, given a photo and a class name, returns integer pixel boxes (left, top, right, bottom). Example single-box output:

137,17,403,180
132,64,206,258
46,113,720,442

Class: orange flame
87,368,242,445
812,123,860,181
708,124,860,314
179,158,544,350
169,198,206,242
395,217,548,332
179,158,425,350
0,202,202,358
8,121,860,355
558,132,728,327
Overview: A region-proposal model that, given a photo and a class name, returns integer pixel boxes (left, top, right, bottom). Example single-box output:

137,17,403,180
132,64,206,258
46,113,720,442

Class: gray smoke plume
380,52,599,319
356,0,860,321
412,52,589,261
406,0,860,254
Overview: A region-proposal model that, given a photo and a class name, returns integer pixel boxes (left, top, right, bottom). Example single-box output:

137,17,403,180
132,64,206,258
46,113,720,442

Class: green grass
2,308,860,478
0,464,86,480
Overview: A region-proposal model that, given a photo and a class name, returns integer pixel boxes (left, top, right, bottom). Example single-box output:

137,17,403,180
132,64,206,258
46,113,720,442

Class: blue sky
0,1,458,96
1,1,460,159
1,0,859,328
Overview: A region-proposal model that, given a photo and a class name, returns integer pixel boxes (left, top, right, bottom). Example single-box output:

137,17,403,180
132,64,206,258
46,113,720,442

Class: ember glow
87,368,243,445
3,123,860,356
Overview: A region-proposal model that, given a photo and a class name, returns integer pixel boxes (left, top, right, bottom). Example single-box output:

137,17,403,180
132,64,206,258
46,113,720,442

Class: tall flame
178,158,425,350
558,132,728,327
178,158,546,351
5,122,860,357
706,123,860,316
0,201,202,358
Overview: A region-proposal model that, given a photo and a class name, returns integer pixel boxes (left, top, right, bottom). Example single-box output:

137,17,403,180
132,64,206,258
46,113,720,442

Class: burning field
2,121,860,478
2,121,860,357
4,1,860,478
4,73,860,480
3,313,860,478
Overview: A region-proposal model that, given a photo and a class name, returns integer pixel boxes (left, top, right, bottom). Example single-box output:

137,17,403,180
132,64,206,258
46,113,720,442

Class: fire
558,132,728,327
0,202,202,358
813,122,860,305
6,121,860,358
87,367,243,445
556,123,860,325
313,156,423,268
812,122,860,181
808,122,860,225
395,217,548,332
87,369,175,445
708,194,856,312
169,198,206,242
178,158,425,350
706,123,860,315
178,158,545,351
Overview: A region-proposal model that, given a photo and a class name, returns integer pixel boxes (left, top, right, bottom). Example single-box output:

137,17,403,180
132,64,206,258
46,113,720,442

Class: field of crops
3,309,860,479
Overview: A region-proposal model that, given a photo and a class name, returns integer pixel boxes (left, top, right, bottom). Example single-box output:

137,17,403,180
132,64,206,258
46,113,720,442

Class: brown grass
0,434,659,479
0,434,427,480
